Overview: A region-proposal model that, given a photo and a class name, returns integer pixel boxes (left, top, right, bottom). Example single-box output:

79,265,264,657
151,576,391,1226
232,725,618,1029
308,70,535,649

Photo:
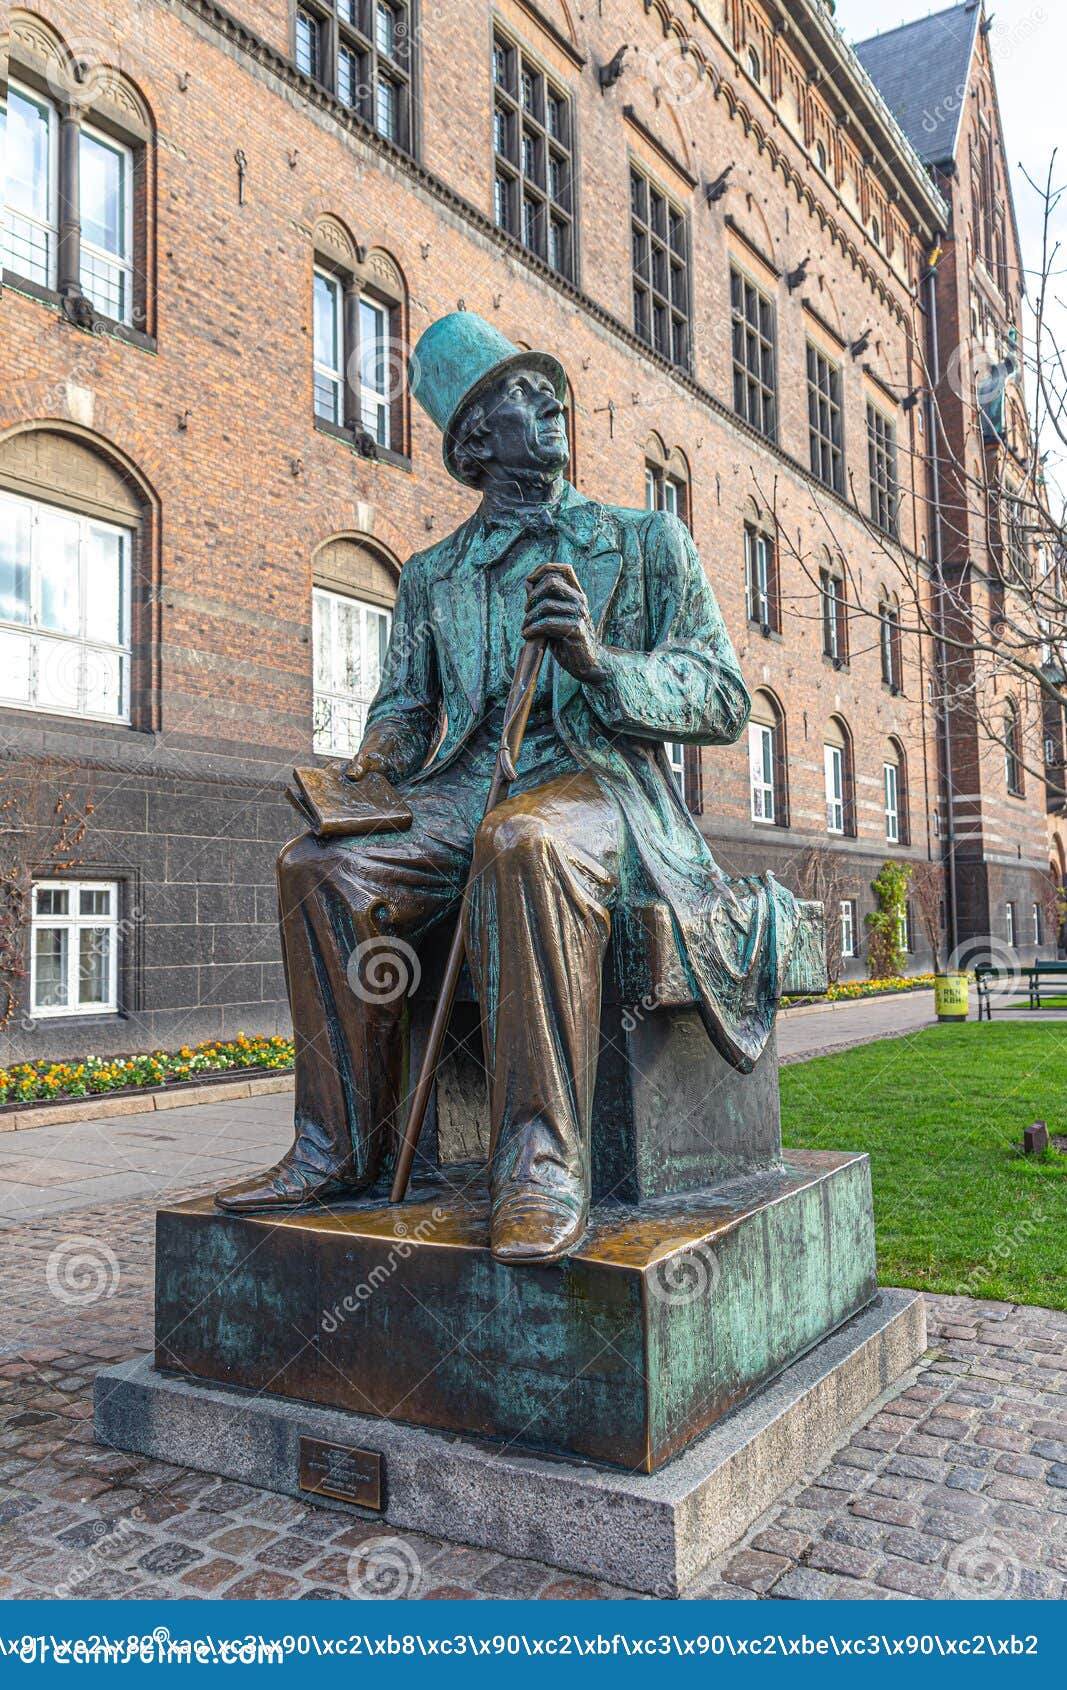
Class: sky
835,0,1067,496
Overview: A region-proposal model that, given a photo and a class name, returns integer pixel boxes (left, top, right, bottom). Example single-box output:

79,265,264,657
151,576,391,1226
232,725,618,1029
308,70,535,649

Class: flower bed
0,1034,294,1106
782,973,937,1010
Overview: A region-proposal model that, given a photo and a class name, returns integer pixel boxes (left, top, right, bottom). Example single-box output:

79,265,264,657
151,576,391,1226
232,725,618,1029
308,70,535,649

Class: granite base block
94,1288,925,1595
152,1149,877,1471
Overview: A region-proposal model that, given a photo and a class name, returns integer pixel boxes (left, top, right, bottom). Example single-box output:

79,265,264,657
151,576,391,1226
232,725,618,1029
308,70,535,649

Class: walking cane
390,636,546,1203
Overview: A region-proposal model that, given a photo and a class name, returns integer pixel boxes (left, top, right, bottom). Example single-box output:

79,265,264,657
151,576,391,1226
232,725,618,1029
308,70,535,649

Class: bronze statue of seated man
217,312,801,1264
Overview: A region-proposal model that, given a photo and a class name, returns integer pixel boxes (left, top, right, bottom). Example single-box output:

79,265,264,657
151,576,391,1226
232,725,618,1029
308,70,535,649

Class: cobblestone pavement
0,1185,1065,1601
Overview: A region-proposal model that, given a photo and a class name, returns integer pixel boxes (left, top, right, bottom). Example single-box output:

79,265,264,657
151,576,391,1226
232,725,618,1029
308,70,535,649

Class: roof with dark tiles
853,2,982,167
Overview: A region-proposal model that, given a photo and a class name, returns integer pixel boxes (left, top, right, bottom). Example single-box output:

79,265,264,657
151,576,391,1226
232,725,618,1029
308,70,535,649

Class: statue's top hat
408,311,567,485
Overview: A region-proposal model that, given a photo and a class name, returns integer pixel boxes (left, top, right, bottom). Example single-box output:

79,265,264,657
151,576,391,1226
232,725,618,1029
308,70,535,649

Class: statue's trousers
276,758,623,1217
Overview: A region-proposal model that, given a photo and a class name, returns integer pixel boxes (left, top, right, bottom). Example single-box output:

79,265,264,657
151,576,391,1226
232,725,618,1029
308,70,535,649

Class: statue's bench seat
409,898,826,1201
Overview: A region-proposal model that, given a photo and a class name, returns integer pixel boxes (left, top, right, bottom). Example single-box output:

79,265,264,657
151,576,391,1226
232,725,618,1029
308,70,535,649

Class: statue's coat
364,482,800,1071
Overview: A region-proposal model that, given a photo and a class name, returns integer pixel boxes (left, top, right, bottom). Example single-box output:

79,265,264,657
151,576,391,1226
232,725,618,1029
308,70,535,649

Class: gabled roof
853,3,981,167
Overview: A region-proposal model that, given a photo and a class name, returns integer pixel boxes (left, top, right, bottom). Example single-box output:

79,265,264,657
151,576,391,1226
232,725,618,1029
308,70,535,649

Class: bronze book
287,765,413,839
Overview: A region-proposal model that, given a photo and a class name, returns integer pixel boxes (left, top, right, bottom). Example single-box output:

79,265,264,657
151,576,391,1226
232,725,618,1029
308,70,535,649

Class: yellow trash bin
935,973,969,1022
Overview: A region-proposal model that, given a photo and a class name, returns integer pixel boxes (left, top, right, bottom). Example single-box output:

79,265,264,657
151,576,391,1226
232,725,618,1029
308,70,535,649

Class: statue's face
476,366,569,477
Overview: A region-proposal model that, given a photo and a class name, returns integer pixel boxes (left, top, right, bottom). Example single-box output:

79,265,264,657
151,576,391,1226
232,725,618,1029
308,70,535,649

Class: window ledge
823,654,850,672
748,621,783,643
25,1010,125,1028
314,418,412,472
1,271,156,351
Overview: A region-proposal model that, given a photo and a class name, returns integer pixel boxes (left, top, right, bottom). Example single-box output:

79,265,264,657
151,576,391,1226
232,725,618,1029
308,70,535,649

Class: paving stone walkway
1,994,1064,1600
0,1180,1065,1600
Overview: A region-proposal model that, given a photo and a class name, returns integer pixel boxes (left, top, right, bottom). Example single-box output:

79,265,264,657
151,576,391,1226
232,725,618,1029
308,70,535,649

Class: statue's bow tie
472,499,605,569
483,505,562,538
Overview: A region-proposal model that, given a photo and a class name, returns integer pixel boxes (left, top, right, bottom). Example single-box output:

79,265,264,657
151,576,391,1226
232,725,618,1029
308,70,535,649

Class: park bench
975,958,1067,1019
1024,958,1067,1009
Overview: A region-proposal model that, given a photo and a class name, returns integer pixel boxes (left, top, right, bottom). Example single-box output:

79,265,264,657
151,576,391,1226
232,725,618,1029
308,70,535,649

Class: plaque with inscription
299,1436,383,1509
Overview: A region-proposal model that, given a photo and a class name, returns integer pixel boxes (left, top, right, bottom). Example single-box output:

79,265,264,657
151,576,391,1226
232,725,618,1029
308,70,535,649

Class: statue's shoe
490,1189,588,1264
215,1156,368,1215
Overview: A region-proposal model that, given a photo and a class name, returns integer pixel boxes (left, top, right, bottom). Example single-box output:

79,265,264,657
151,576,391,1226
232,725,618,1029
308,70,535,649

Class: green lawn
780,1023,1067,1309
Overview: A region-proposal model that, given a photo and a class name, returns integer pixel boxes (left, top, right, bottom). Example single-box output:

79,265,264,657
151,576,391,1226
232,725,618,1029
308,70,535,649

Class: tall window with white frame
79,125,134,322
313,269,345,425
1033,901,1043,946
630,164,690,369
749,720,776,824
663,741,686,804
0,490,131,721
1005,900,1016,948
492,29,574,279
744,523,778,633
295,3,415,152
824,741,845,834
839,898,856,963
313,588,392,756
1,81,136,324
884,757,900,845
2,83,57,289
312,266,396,449
30,881,119,1018
731,268,777,440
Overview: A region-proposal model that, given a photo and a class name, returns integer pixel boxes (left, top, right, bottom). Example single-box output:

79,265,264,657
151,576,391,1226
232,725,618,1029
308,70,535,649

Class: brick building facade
0,0,1048,1061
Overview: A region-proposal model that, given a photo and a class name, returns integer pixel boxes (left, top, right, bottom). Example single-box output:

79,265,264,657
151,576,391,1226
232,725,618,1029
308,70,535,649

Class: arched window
871,217,880,247
312,226,407,457
644,434,690,529
819,552,848,665
311,535,399,756
748,691,787,827
824,716,855,837
883,738,909,846
1004,698,1023,796
746,45,761,84
2,21,155,331
815,140,828,174
879,590,902,692
0,426,156,726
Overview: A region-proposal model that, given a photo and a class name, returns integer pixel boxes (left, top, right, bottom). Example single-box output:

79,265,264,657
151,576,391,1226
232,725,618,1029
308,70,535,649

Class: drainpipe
924,251,959,963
